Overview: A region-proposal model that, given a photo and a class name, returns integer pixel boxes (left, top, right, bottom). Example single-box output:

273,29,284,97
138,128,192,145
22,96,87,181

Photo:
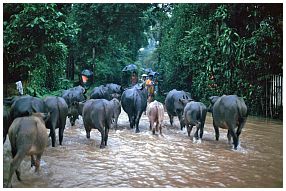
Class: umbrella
148,71,159,76
122,64,137,72
142,68,153,74
81,69,93,76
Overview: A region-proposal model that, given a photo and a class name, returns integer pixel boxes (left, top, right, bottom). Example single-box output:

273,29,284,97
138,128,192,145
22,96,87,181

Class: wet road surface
3,109,283,188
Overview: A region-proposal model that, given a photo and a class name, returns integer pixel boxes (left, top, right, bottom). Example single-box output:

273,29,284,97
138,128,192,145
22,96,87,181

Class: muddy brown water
3,109,283,188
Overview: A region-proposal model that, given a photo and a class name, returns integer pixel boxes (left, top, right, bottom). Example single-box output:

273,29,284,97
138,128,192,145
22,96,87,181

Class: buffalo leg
168,114,174,126
59,127,64,145
194,124,200,140
155,122,159,132
127,114,134,129
35,154,42,172
7,150,26,187
228,125,238,149
227,130,232,143
99,128,105,149
199,126,204,139
84,122,91,139
187,125,193,137
213,121,220,141
50,127,56,147
177,113,184,130
31,155,36,167
236,119,246,139
135,112,143,133
60,114,67,144
12,147,22,181
114,116,119,130
104,126,110,146
85,128,91,139
70,116,75,126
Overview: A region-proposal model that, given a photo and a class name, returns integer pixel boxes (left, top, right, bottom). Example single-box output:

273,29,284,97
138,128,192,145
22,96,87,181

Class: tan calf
146,100,165,135
6,113,49,187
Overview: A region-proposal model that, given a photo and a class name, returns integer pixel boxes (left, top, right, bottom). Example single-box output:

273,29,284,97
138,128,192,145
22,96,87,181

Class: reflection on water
3,111,283,188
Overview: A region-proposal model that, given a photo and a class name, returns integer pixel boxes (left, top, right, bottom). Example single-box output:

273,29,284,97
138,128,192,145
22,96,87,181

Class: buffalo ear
209,96,219,104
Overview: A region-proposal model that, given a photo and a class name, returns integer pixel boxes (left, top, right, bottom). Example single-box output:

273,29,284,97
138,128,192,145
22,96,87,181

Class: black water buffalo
62,85,86,106
165,89,192,130
121,85,148,133
62,86,86,126
105,83,123,94
209,95,248,150
90,85,110,100
4,96,45,143
82,98,121,148
44,96,68,147
90,83,123,100
68,101,85,126
3,105,11,143
6,113,49,188
10,95,46,122
182,100,207,140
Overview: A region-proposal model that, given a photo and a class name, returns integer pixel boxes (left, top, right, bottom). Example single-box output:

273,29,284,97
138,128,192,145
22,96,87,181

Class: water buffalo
62,86,86,106
209,95,248,150
90,85,110,100
110,98,121,130
82,98,121,148
105,83,123,94
62,86,86,126
6,113,49,188
121,85,148,133
165,89,192,130
182,100,207,140
44,96,68,147
3,105,11,143
68,101,85,126
146,100,165,135
90,83,123,100
10,95,46,122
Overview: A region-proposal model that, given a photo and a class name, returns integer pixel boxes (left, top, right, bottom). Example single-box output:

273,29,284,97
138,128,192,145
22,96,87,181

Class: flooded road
3,109,283,188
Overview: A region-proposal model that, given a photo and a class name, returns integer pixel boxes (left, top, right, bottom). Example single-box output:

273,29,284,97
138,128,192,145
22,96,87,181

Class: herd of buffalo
3,83,248,187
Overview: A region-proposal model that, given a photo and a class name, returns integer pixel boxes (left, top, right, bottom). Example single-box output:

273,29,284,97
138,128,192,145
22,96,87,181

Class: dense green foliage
156,4,282,116
4,3,282,117
4,4,77,95
68,4,150,84
4,3,150,94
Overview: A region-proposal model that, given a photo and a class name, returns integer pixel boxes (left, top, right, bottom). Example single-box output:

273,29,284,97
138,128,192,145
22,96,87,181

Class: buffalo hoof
100,145,105,149
135,129,140,133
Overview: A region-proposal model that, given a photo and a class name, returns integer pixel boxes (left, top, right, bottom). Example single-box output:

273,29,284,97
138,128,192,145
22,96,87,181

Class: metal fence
266,75,283,119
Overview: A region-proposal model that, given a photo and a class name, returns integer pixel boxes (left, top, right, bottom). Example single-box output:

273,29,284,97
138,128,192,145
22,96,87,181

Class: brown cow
6,113,49,188
146,100,165,135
